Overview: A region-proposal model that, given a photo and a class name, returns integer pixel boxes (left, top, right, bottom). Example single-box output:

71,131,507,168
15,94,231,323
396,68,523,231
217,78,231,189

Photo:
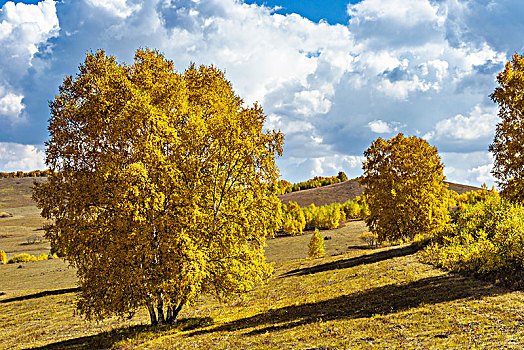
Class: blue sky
244,0,352,24
1,0,523,187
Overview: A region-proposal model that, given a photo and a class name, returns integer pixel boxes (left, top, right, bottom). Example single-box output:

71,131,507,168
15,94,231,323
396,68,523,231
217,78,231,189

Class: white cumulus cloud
85,0,141,18
368,120,392,133
0,86,24,123
0,0,59,76
0,142,45,171
425,105,499,142
0,0,520,187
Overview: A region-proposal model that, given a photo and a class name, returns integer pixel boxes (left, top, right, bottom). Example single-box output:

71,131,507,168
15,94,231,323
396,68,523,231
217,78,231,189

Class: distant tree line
0,170,52,178
278,171,348,194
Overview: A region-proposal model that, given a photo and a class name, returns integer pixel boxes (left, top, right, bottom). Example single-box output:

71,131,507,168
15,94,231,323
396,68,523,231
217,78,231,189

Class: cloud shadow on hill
281,244,423,278
190,273,504,337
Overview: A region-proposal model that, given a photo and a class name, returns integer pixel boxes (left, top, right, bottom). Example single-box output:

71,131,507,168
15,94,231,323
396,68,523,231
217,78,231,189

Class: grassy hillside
1,176,523,349
279,178,482,207
0,178,48,262
1,236,523,349
0,177,46,209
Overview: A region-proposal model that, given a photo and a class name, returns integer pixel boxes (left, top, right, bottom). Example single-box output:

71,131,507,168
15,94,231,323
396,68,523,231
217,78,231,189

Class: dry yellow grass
0,206,48,261
1,179,523,349
279,178,481,207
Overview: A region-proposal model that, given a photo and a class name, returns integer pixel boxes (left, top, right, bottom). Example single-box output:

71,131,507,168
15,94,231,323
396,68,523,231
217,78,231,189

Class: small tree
490,53,524,203
282,201,306,235
360,133,449,242
0,250,6,264
359,231,378,247
337,171,348,182
308,229,325,258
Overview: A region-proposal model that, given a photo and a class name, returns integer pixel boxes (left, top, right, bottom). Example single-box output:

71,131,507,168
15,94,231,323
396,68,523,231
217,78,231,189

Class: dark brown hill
279,178,482,207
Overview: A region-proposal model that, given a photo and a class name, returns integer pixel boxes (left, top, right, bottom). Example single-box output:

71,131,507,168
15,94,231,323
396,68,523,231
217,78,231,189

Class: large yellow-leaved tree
490,53,524,203
359,133,449,243
33,49,283,325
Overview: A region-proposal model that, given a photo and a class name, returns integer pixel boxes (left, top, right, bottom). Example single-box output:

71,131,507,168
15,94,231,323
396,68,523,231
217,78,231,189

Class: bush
343,201,361,219
8,252,49,264
8,253,33,263
0,250,6,264
308,229,325,259
25,235,44,245
50,242,66,257
359,231,378,247
420,193,524,288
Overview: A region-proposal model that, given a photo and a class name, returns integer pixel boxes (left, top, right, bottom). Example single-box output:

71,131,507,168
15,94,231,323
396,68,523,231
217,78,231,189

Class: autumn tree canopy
490,53,524,203
33,49,283,325
359,133,449,242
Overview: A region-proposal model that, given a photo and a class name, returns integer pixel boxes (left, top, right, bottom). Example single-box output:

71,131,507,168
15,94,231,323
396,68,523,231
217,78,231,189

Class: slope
279,178,482,207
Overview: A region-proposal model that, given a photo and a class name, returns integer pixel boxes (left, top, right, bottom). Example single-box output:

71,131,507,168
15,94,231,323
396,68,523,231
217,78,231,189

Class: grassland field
1,177,523,349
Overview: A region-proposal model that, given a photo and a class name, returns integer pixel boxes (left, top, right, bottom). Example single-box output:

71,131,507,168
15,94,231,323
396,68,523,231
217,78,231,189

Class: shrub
308,229,325,259
343,201,361,219
0,250,6,264
0,212,13,218
50,241,66,257
420,193,524,288
25,235,44,245
7,252,49,264
8,253,33,263
359,231,378,247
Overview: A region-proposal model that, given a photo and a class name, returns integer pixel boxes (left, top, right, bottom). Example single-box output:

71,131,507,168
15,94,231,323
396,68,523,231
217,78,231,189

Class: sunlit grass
1,180,523,349
2,241,523,349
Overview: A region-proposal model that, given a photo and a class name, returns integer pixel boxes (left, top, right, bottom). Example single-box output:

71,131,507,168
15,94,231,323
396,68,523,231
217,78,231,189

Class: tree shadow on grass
25,317,213,350
190,273,504,337
281,244,423,278
0,288,80,304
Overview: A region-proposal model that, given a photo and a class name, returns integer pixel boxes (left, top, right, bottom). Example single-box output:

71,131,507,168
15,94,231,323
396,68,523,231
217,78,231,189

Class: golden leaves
490,52,524,203
33,48,283,322
360,133,450,242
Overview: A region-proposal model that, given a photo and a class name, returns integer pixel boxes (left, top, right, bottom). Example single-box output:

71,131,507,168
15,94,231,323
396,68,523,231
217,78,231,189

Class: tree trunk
172,301,184,321
147,303,158,325
157,293,165,324
165,299,185,324
166,306,173,323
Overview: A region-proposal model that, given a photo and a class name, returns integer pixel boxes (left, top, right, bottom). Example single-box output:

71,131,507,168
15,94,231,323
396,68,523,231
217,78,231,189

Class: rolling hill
279,178,482,207
1,176,523,349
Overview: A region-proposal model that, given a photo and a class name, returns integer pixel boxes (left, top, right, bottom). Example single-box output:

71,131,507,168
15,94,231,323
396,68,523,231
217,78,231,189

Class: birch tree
360,133,449,242
33,49,283,324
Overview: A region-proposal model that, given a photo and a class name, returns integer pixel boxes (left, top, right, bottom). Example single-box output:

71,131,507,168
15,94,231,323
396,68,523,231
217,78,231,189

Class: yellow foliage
359,231,378,247
360,133,450,243
0,250,6,264
308,229,325,259
32,48,283,324
490,53,524,203
282,201,306,235
420,193,524,288
7,253,48,264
